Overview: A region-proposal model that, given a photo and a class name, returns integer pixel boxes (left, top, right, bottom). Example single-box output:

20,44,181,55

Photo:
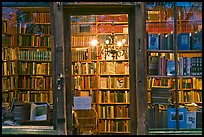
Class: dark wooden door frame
51,2,148,135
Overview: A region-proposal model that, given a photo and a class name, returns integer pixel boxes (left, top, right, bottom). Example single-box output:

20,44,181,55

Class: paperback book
148,34,159,50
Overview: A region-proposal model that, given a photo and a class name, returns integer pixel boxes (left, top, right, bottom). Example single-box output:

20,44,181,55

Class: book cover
177,33,190,50
167,60,175,76
115,62,125,74
191,31,202,50
148,34,159,50
186,111,196,129
167,107,187,128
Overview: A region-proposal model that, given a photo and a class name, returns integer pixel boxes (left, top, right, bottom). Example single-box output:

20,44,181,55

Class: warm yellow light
117,41,122,47
91,39,98,46
105,39,109,45
122,39,126,44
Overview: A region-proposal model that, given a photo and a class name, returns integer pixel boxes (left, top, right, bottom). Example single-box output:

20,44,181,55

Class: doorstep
2,126,57,135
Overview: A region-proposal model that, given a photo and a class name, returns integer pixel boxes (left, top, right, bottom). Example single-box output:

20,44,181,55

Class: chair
74,108,98,135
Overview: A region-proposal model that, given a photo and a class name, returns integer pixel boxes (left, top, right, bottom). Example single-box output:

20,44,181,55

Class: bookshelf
71,14,130,134
17,11,52,104
2,15,18,103
2,8,53,104
146,3,202,129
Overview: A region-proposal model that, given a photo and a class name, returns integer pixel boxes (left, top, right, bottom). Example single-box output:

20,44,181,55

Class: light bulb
105,39,109,45
91,39,98,46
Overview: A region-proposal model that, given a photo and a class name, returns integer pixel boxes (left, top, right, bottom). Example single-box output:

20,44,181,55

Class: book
186,111,196,129
148,56,159,75
190,31,202,50
167,60,175,76
177,33,190,50
30,102,49,121
148,34,159,50
167,107,187,128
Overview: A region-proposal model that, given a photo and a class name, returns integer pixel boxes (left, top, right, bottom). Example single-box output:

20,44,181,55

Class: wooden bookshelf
71,14,130,134
16,11,52,104
2,9,52,104
146,3,202,129
2,15,18,103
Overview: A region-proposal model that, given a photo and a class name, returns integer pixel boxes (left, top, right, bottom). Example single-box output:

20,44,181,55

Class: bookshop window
176,2,202,129
71,14,130,134
146,2,202,129
2,7,53,105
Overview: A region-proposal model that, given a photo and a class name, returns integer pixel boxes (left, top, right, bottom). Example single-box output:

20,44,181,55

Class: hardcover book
191,31,202,50
177,33,190,50
167,60,175,76
167,107,187,128
148,34,159,50
186,111,196,129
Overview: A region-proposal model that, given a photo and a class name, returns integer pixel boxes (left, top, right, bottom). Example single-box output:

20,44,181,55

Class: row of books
18,34,50,47
148,77,202,90
149,107,202,129
179,78,202,90
99,76,129,89
18,50,51,61
2,47,17,61
71,14,128,23
148,56,175,76
72,62,97,75
18,62,51,75
98,90,130,103
18,24,50,34
18,76,52,90
2,77,17,91
72,76,97,90
99,62,129,75
178,90,202,103
148,56,202,76
72,35,97,47
98,24,125,34
147,31,202,50
179,57,202,76
71,15,96,23
2,92,15,103
18,91,51,103
146,23,174,34
2,33,14,46
71,24,96,35
2,62,16,75
99,105,129,119
72,48,97,61
98,119,130,133
17,12,50,24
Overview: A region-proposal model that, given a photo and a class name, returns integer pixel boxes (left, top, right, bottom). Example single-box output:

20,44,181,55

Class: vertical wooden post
50,2,67,135
173,2,179,130
134,2,148,135
129,5,137,135
64,10,73,135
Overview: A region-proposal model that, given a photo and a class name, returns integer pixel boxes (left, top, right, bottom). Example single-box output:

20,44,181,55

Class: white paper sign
73,96,91,110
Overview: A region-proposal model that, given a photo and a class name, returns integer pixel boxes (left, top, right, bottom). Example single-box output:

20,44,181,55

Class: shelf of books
146,2,202,129
2,15,18,103
16,11,52,104
2,9,53,104
71,14,130,134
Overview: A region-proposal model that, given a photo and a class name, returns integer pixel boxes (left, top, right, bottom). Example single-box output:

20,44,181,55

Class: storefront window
2,6,52,125
146,2,202,130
